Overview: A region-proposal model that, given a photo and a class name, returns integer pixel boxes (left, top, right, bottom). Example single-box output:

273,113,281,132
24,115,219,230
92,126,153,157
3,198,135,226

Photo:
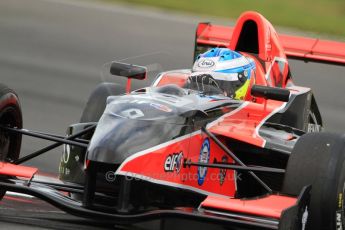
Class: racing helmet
192,48,256,100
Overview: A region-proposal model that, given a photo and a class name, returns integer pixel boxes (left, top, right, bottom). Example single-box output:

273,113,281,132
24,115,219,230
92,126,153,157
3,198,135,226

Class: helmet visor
211,71,250,99
186,71,250,99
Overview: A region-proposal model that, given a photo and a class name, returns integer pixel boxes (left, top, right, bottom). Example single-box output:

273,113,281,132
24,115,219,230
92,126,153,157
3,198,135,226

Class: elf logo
164,152,184,174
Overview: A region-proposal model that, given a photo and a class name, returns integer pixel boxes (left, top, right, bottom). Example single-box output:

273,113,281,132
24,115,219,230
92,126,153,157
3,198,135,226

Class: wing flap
195,22,345,66
195,23,232,47
0,162,38,178
280,34,345,66
201,194,297,219
200,186,310,230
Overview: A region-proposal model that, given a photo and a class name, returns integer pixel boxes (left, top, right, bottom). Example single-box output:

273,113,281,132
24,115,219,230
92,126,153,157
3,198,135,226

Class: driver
191,48,256,100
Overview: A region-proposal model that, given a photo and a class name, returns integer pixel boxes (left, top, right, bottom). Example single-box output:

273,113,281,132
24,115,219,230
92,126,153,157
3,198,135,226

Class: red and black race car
1,11,345,230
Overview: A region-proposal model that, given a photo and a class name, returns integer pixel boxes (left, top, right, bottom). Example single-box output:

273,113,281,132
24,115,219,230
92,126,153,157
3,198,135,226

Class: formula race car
1,11,345,230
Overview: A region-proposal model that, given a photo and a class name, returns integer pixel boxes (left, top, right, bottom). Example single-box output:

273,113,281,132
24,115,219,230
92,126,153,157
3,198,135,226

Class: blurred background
107,0,345,37
0,0,344,172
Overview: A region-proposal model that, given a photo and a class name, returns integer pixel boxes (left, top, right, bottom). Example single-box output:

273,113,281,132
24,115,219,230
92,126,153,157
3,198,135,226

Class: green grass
104,0,345,37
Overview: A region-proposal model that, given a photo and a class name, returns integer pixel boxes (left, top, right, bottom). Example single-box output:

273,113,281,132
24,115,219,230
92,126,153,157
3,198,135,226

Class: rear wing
195,22,345,66
280,34,345,66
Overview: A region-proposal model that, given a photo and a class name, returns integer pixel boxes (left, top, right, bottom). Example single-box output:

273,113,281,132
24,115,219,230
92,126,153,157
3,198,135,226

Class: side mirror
110,62,147,80
251,85,290,102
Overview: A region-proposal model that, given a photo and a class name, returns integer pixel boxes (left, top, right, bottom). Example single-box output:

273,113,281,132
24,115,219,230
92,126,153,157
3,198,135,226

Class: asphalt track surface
0,0,345,229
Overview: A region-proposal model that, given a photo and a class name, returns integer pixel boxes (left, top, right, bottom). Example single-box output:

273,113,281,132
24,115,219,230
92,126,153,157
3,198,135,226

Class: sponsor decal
105,171,116,182
164,152,184,174
197,59,215,68
121,108,144,119
307,123,321,133
219,155,228,186
302,206,308,230
62,143,70,164
336,210,343,230
59,166,70,176
150,102,172,113
338,193,343,209
198,138,210,185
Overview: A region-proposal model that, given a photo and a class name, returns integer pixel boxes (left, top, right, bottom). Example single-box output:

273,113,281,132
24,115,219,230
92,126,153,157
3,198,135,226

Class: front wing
0,162,309,230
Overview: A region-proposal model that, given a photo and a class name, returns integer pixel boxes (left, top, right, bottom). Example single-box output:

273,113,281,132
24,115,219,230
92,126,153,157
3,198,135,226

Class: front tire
0,84,23,200
282,132,345,230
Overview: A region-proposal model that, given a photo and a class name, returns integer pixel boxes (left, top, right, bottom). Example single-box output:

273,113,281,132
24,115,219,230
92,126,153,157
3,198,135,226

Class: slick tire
282,132,345,230
0,84,23,200
80,82,125,122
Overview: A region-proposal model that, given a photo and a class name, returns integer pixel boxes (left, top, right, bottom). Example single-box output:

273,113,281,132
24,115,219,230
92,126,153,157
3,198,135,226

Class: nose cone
86,115,184,164
87,117,149,164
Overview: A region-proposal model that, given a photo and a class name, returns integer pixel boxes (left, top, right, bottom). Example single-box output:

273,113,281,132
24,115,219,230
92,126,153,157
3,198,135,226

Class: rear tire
282,132,345,230
80,82,125,122
0,84,23,200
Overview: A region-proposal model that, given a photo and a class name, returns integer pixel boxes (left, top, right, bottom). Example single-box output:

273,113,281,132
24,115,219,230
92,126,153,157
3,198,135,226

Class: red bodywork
0,163,37,178
196,11,345,66
201,194,297,219
115,11,345,220
115,11,316,194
